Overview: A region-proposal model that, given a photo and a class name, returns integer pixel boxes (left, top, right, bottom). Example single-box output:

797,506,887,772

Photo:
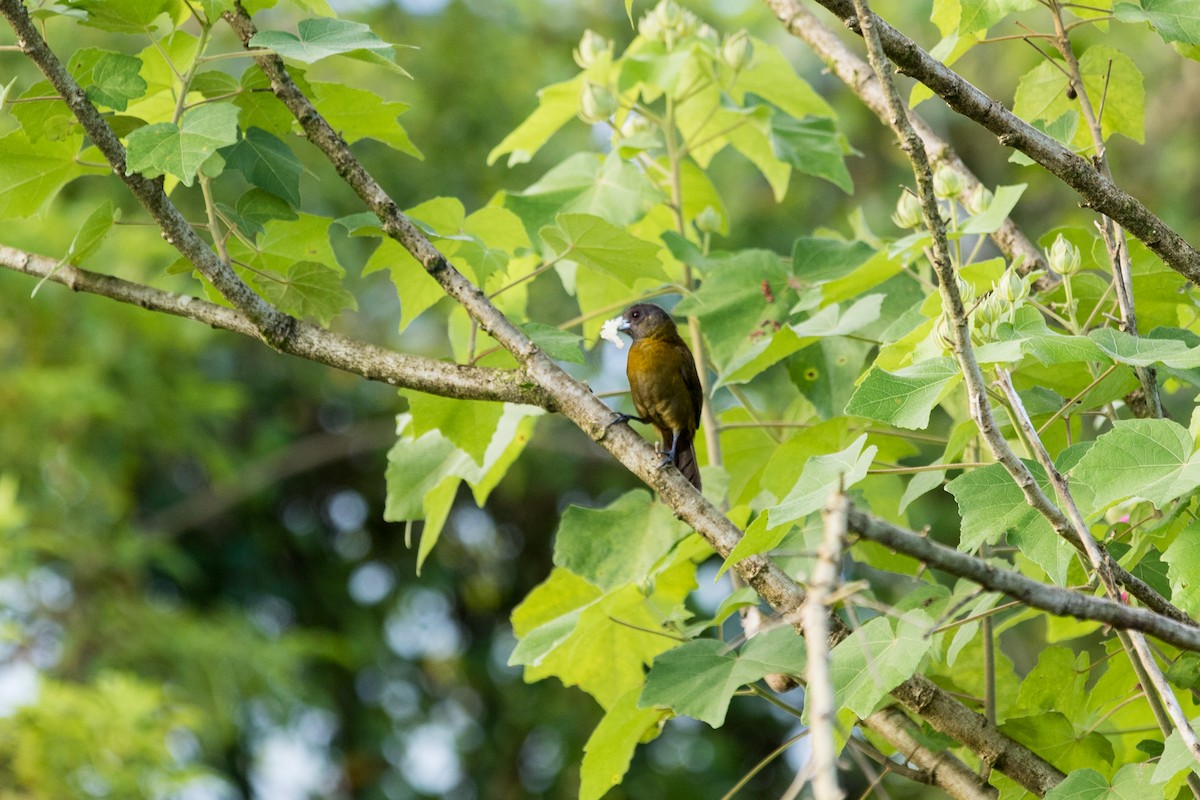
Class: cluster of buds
974,267,1036,343
639,0,702,48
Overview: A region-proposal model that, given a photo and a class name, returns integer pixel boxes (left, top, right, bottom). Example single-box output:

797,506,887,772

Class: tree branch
803,489,848,800
768,0,1200,287
762,0,1049,280
0,0,294,347
0,245,553,410
845,506,1200,653
861,707,998,800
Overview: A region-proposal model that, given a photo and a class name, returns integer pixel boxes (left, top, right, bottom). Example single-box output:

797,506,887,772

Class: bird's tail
675,431,702,491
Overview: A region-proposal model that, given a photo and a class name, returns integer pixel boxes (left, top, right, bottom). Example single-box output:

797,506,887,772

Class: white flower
600,317,625,349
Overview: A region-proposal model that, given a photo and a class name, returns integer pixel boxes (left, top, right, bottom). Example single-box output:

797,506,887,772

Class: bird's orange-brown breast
626,336,702,437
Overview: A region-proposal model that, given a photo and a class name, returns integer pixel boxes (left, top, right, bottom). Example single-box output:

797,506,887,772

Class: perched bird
614,303,703,490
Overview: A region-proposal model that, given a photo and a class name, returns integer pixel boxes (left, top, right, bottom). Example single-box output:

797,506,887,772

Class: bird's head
617,303,678,341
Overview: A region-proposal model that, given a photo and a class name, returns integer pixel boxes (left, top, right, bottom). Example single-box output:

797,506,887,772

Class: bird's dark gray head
617,303,677,341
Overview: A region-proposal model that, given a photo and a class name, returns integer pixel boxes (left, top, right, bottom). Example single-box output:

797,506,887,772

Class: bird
613,302,703,490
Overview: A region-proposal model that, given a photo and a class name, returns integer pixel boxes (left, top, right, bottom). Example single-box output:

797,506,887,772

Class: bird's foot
657,453,674,470
605,412,647,431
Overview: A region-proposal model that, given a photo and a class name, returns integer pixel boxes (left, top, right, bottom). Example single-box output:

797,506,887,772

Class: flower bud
976,291,1008,331
721,29,754,71
638,11,664,42
891,191,923,229
694,205,722,234
1047,233,1081,277
573,30,610,69
935,312,957,351
579,80,617,124
933,165,965,200
654,0,682,29
675,9,699,38
956,276,976,307
696,24,720,48
999,269,1028,307
963,184,993,216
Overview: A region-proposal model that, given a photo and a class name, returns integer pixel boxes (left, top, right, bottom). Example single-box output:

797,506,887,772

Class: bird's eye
631,310,640,318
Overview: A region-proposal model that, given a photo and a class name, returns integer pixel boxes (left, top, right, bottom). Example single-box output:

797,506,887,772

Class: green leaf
768,115,853,193
540,213,666,287
511,566,695,708
1155,720,1200,783
220,188,297,238
407,394,505,467
1089,327,1200,369
844,358,960,430
84,52,146,111
309,82,421,159
12,80,75,143
718,295,881,387
1017,647,1087,716
580,689,668,800
1116,0,1200,45
793,237,878,284
32,200,120,297
553,491,691,591
384,408,539,570
125,103,240,186
488,75,584,167
259,261,356,325
640,627,806,727
1163,521,1200,617
1071,419,1200,510
768,435,877,528
999,713,1114,774
959,183,1027,234
65,0,175,32
250,18,409,74
958,0,1038,35
0,131,107,219
1167,652,1200,691
522,323,585,364
63,199,118,266
1013,46,1144,145
946,461,1056,550
196,0,234,21
363,237,444,331
728,40,836,121
674,249,795,370
826,611,932,719
504,152,665,234
220,127,302,207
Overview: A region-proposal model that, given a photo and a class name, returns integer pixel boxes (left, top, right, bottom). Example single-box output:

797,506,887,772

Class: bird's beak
616,316,631,333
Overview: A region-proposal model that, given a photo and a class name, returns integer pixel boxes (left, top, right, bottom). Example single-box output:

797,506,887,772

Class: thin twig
803,487,849,800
